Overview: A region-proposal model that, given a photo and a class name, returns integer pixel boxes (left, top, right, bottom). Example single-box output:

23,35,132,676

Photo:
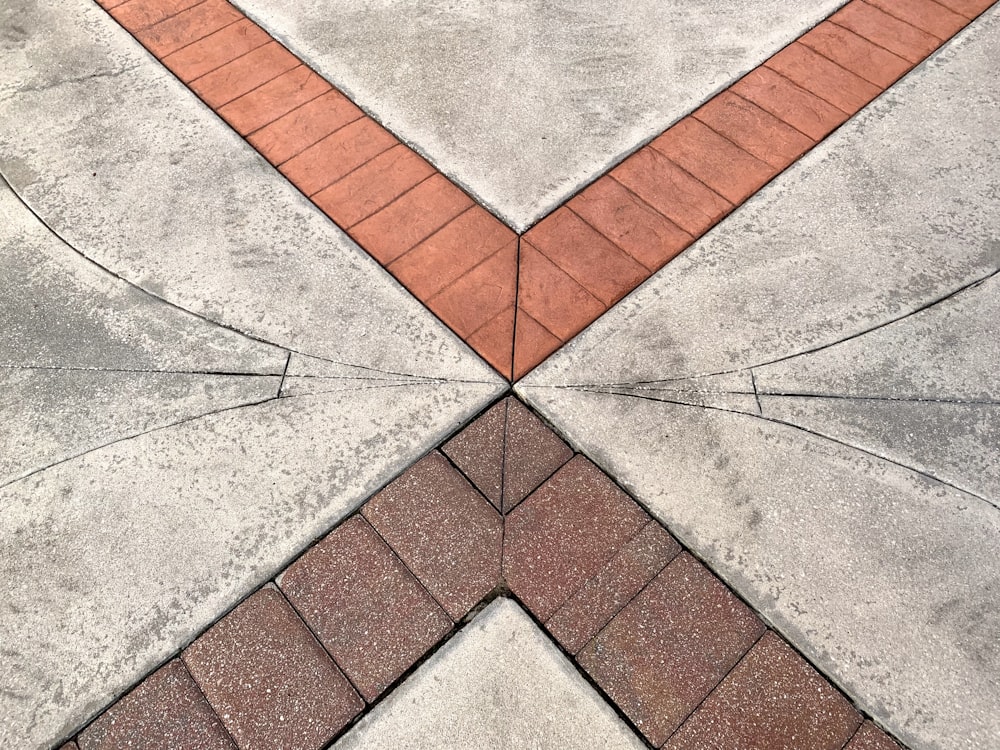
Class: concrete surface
333,598,647,750
520,10,1000,750
0,2,504,747
233,0,846,230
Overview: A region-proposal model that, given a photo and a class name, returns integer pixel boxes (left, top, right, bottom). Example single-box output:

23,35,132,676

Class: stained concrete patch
333,598,646,750
520,10,1000,750
232,0,846,230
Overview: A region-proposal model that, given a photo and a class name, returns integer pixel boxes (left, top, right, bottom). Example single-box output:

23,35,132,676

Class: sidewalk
1,1,997,749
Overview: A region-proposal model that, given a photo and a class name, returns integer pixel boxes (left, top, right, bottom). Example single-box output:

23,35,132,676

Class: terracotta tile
442,399,507,508
611,147,732,236
512,309,563,381
765,42,882,115
363,452,503,620
110,0,203,32
693,90,815,169
831,1,940,63
547,521,681,654
161,19,270,84
569,177,692,271
651,118,777,204
935,0,994,18
279,516,452,702
78,661,234,750
504,455,649,621
248,90,363,166
579,554,766,746
182,587,362,750
467,305,516,379
217,65,331,136
135,0,242,58
732,66,849,141
799,22,912,88
351,174,474,265
845,722,903,749
313,145,435,228
865,0,967,39
190,41,300,109
390,207,516,299
502,397,573,513
279,117,398,196
516,241,605,342
665,631,862,750
523,207,648,307
426,241,518,338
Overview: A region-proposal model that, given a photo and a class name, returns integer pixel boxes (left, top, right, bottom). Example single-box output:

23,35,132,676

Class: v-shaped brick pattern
94,0,994,381
69,397,899,750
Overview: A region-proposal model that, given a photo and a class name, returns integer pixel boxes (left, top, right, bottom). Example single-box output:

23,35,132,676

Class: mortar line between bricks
155,15,245,59
176,656,245,750
116,0,208,33
857,0,949,40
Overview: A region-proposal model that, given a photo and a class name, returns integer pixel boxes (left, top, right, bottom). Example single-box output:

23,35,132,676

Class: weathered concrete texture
333,598,647,750
520,11,1000,750
0,0,497,383
232,0,846,230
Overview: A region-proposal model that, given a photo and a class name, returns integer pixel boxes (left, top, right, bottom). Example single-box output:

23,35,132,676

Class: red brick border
65,398,902,750
94,0,995,381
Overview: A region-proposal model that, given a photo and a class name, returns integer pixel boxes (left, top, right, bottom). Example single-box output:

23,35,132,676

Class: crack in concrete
0,64,143,104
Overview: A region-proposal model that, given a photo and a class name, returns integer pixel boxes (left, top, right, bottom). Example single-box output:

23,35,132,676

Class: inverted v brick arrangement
60,397,901,750
95,0,995,380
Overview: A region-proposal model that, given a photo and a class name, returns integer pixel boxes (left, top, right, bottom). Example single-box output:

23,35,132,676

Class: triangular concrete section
332,598,647,750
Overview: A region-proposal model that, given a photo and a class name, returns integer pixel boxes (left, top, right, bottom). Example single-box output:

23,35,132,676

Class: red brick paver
846,722,904,749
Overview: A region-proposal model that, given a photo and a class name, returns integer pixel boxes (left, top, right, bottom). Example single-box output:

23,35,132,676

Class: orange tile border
95,0,994,381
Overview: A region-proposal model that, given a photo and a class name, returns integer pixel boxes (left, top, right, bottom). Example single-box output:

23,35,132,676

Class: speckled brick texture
442,399,507,507
663,631,862,750
78,660,235,750
181,587,362,750
278,516,453,702
362,451,503,620
845,722,903,749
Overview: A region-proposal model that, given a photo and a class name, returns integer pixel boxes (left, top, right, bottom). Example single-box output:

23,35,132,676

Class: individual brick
189,41,300,109
502,397,573,512
504,455,649,621
110,0,203,31
279,116,398,196
845,722,903,749
426,241,518,338
278,516,452,701
217,65,331,136
568,176,693,271
765,43,882,115
831,1,940,63
935,0,995,17
135,0,243,58
351,174,474,265
467,306,517,378
523,207,648,307
390,207,516,300
651,117,777,204
799,22,912,89
732,66,849,141
78,660,234,750
693,90,815,169
865,0,967,39
611,146,732,236
312,145,435,229
248,90,363,166
362,451,503,620
578,554,766,746
161,19,271,84
663,631,862,750
512,309,562,381
546,521,681,654
182,587,362,750
442,399,507,507
516,242,604,342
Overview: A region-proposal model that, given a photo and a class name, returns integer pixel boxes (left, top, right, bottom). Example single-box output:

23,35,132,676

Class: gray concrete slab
333,598,647,750
233,0,846,230
0,3,505,747
520,11,1000,750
